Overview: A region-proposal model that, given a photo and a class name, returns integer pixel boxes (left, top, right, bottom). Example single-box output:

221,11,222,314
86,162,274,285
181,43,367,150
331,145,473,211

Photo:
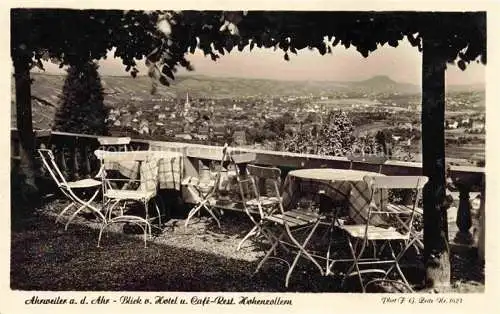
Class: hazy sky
39,40,485,85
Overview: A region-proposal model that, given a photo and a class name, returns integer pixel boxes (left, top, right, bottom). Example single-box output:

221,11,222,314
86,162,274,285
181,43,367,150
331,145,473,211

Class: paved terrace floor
10,198,484,293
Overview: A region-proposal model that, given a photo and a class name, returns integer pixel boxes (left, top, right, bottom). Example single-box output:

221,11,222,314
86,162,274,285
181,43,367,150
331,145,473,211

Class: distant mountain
353,75,396,86
348,75,420,94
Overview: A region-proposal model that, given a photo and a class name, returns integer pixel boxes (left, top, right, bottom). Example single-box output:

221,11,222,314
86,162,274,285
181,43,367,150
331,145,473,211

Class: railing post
83,143,92,178
478,177,485,260
57,147,69,179
454,181,473,244
72,139,80,180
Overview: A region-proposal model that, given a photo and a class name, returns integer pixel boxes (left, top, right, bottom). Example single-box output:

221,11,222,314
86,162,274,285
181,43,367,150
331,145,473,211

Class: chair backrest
365,175,429,189
97,136,131,152
363,175,429,237
94,150,149,162
247,164,282,197
231,152,257,166
94,150,159,193
238,164,283,218
37,149,68,187
347,153,387,172
247,164,281,180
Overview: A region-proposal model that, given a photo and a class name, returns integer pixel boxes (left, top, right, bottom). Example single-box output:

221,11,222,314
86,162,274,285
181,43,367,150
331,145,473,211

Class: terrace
10,129,485,292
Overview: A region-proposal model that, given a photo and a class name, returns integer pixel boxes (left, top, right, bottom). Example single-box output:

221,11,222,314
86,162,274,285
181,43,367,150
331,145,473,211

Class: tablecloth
102,150,184,190
281,168,387,224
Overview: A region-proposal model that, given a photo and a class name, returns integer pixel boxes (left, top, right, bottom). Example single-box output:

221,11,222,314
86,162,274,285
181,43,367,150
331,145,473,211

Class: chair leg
237,225,259,251
185,201,205,227
255,231,285,274
154,199,162,229
98,215,151,248
384,240,415,292
64,192,104,231
261,226,290,254
343,237,366,293
106,200,121,220
203,204,221,229
143,222,148,247
283,222,324,288
97,223,108,248
56,202,76,223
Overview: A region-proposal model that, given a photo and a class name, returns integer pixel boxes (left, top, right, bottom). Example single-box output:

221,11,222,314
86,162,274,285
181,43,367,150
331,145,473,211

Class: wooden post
421,34,451,288
13,52,38,198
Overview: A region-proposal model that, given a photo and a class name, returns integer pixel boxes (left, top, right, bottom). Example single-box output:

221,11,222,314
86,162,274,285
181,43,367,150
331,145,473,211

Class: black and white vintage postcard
1,0,498,313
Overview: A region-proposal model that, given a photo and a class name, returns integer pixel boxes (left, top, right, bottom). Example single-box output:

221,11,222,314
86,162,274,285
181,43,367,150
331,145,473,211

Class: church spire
184,92,190,110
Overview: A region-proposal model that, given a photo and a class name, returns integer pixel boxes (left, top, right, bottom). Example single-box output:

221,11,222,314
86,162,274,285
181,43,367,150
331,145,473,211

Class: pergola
11,10,486,286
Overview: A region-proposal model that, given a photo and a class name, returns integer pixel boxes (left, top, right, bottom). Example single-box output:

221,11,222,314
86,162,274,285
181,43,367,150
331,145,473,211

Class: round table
288,168,383,182
282,168,386,224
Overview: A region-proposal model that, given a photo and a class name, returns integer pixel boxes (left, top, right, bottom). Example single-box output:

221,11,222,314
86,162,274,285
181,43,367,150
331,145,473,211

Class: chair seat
264,210,323,228
340,224,409,241
385,203,423,215
246,197,281,207
104,189,156,200
260,196,282,203
65,178,102,189
182,176,216,193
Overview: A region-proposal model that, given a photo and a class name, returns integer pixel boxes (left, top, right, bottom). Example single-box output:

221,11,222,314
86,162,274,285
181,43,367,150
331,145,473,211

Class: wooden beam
421,34,450,287
13,52,37,192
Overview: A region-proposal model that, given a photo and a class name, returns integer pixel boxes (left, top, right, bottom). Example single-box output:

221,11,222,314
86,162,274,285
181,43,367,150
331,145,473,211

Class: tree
53,62,109,135
375,130,388,155
263,117,286,136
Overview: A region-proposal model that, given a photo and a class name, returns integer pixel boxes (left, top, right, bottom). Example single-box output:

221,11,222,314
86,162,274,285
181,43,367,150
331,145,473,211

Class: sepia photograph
7,4,489,304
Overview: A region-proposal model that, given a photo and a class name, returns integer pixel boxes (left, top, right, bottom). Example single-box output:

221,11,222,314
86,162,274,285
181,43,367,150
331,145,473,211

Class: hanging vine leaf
11,10,486,88
224,38,234,52
159,75,170,86
161,65,175,80
457,59,467,71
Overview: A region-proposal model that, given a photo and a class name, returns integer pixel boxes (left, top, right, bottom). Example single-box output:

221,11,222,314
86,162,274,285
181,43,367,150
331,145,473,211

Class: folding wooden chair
183,144,230,229
339,175,428,292
347,153,387,173
37,149,106,230
236,164,283,251
94,150,163,248
254,194,326,287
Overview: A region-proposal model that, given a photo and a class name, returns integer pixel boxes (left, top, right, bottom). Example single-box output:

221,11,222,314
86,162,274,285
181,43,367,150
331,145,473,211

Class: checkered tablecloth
281,169,387,225
102,150,184,190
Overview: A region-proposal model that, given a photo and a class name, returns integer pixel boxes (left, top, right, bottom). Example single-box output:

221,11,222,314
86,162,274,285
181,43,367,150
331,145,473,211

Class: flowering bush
282,110,382,157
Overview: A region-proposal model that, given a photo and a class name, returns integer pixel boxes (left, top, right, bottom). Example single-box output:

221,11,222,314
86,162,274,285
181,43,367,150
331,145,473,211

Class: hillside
11,73,484,130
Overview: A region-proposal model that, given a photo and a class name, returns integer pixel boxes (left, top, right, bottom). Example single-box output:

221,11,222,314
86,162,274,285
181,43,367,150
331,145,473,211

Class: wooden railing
11,128,485,259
